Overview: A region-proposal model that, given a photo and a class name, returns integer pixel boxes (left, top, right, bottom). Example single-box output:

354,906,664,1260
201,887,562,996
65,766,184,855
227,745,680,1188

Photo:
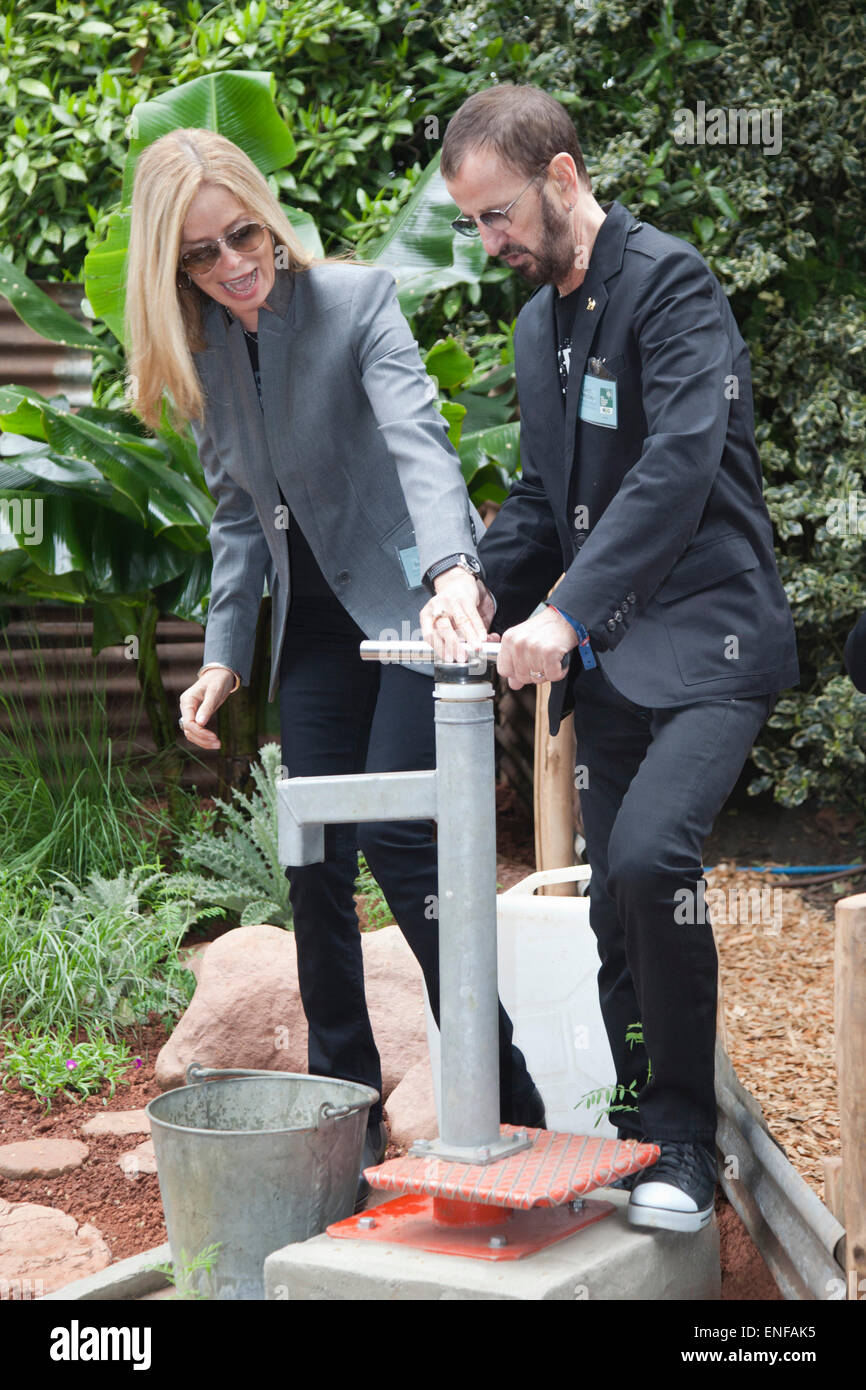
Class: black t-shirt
554,286,583,403
240,327,332,598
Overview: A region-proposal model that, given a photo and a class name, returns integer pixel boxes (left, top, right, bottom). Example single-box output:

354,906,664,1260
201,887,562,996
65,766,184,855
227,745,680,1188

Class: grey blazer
189,262,484,699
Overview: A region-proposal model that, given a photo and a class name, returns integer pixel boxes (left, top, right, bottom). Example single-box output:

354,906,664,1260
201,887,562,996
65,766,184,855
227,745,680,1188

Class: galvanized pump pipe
276,639,530,1165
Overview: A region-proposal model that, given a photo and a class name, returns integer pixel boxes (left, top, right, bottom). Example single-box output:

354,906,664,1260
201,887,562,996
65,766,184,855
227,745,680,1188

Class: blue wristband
547,604,597,670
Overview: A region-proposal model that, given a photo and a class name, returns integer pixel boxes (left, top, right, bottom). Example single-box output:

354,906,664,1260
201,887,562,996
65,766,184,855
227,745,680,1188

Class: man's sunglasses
450,175,539,238
178,221,268,275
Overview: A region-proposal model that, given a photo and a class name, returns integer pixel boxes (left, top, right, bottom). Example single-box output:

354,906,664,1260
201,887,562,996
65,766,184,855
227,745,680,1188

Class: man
421,84,799,1234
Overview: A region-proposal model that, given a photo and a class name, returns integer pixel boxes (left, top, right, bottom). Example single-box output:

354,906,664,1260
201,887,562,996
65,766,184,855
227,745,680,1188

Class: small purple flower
65,1059,77,1070
134,1057,143,1068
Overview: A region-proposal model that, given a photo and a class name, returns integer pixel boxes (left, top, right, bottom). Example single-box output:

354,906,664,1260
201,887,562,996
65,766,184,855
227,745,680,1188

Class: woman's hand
420,567,492,663
178,667,237,750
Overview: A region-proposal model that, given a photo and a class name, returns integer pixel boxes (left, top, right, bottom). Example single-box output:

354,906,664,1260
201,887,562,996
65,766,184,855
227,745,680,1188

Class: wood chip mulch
709,864,839,1203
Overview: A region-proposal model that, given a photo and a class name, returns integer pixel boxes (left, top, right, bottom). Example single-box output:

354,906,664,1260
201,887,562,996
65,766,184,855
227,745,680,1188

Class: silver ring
178,716,185,730
530,670,544,681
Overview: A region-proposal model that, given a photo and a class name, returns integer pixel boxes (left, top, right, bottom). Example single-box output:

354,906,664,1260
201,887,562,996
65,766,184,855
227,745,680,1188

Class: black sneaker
627,1140,717,1233
608,1131,654,1191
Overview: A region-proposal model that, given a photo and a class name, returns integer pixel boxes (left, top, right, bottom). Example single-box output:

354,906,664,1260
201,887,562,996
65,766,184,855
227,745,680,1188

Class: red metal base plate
328,1191,616,1260
366,1126,660,1208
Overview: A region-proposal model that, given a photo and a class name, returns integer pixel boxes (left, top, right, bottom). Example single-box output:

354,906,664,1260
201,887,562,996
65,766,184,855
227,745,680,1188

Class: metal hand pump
276,638,530,1164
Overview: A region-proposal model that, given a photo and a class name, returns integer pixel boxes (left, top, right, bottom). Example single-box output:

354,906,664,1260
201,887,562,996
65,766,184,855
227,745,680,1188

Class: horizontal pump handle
359,639,504,665
359,639,570,672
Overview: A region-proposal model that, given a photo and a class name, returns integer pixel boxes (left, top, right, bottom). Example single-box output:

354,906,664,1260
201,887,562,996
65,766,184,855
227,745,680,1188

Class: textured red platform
328,1191,616,1261
366,1126,660,1209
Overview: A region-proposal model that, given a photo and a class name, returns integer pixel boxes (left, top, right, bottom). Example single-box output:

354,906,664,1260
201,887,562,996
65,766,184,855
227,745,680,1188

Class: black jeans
571,664,772,1143
278,594,536,1127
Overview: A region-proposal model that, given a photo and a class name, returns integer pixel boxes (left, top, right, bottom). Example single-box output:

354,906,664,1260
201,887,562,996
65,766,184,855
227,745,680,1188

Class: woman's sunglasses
178,221,268,275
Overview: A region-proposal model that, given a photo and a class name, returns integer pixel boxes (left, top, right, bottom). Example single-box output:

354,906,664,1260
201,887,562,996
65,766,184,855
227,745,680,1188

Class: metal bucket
146,1065,378,1300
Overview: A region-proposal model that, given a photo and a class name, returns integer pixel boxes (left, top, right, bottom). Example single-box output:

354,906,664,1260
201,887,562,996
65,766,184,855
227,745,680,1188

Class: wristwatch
422,552,484,595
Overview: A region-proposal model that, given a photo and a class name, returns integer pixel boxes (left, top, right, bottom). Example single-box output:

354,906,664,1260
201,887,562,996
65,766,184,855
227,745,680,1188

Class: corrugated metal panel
0,281,92,406
715,1041,846,1300
0,602,218,788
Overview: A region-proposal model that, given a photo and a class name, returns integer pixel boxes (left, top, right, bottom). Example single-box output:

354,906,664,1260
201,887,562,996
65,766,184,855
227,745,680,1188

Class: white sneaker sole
627,1200,714,1233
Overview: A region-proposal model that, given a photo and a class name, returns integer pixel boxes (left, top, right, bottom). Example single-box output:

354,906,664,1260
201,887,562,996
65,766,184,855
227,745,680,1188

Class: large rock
0,1139,88,1179
0,1198,110,1295
156,923,430,1100
360,926,429,1097
156,925,306,1090
384,1054,438,1147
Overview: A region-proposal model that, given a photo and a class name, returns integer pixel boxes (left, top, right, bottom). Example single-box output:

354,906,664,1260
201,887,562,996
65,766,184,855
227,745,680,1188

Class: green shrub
173,741,293,927
0,863,203,1036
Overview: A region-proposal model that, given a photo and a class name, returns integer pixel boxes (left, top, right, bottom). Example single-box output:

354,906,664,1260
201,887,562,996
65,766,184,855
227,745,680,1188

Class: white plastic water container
425,865,619,1138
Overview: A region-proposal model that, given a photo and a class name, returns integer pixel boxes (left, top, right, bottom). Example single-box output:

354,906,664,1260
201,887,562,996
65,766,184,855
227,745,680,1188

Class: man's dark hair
440,84,590,188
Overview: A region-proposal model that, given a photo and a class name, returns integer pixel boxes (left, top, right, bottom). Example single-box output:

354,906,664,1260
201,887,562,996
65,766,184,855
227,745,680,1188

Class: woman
126,129,544,1196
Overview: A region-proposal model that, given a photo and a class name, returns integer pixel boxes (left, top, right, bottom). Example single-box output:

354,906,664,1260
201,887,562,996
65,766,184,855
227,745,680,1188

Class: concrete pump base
263,1187,721,1301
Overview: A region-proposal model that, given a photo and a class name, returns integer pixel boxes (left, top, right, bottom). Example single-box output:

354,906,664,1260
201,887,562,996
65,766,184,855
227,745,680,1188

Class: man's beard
498,190,575,286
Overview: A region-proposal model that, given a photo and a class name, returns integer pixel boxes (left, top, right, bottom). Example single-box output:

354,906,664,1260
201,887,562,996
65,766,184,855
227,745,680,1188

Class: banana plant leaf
424,337,474,392
120,70,296,206
0,491,209,607
461,462,515,506
457,422,521,484
285,205,325,260
367,152,487,316
0,387,213,543
82,208,130,342
438,399,466,450
0,250,118,361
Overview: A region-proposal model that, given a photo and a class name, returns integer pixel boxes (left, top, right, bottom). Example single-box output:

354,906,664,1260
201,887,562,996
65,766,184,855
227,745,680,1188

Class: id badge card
397,543,422,589
579,369,618,429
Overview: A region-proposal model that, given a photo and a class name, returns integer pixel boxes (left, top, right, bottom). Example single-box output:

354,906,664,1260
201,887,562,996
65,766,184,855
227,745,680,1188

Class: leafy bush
174,741,293,927
174,742,399,931
0,864,204,1035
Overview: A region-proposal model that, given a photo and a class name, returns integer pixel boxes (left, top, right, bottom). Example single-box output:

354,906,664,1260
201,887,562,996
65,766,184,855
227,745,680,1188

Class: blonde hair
125,128,315,428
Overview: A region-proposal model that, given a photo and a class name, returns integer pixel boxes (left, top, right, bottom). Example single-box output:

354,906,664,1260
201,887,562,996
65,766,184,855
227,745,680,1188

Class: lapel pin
586,296,596,311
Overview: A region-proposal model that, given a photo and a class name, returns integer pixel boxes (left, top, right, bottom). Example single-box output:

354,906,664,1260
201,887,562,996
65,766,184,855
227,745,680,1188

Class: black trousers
278,594,536,1128
570,663,772,1143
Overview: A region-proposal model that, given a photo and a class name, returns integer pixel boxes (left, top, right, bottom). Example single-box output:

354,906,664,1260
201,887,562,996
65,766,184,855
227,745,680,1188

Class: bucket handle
185,1065,374,1128
316,1101,370,1126
186,1063,289,1085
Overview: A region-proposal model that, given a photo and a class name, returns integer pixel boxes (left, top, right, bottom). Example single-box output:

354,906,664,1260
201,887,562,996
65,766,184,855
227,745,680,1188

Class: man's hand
419,567,492,662
178,667,237,750
496,606,578,689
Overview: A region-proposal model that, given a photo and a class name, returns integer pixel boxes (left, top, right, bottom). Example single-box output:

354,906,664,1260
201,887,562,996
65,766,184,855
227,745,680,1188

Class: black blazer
479,200,800,733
